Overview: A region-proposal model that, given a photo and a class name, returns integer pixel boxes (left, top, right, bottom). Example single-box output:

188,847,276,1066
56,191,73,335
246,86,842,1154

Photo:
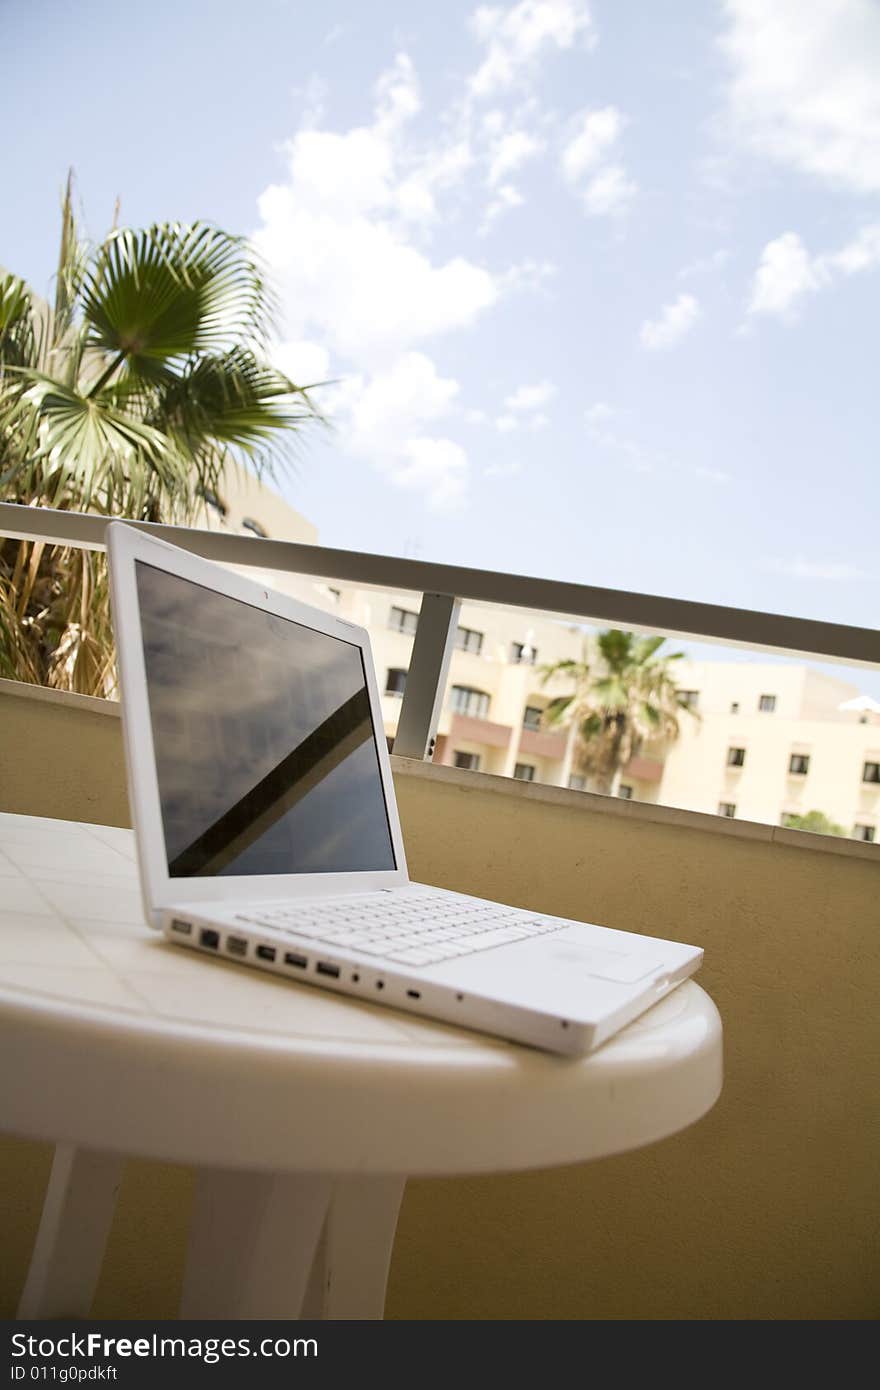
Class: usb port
256,944,277,963
316,961,340,978
199,928,220,950
284,952,308,969
171,918,192,936
226,935,248,957
406,989,421,999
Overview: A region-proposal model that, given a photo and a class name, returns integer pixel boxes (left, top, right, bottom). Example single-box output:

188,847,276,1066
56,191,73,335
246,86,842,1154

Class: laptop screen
135,561,397,878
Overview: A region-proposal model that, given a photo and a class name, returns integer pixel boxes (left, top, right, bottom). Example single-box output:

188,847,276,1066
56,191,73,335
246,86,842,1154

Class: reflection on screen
135,562,396,877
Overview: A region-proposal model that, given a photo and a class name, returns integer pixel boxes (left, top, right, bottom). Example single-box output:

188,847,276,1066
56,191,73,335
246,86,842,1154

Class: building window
727,747,746,768
863,762,880,784
385,668,407,697
455,625,483,655
730,701,740,714
241,516,268,538
514,762,536,781
618,784,633,799
510,641,537,665
568,774,586,791
389,605,419,636
853,824,876,842
759,694,777,713
197,484,227,518
678,690,699,710
523,705,543,731
718,802,736,818
453,751,480,771
450,686,490,719
789,753,810,775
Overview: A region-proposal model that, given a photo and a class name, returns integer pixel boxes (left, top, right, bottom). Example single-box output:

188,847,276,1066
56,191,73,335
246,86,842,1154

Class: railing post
392,593,461,760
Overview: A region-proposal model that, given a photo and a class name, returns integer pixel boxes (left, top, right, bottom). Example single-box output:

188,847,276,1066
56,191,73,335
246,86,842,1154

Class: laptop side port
256,944,277,962
316,961,340,978
199,928,220,950
171,919,192,936
284,952,308,969
226,935,248,957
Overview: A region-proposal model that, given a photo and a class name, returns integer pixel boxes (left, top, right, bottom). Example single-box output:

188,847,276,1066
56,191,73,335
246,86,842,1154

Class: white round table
0,812,723,1320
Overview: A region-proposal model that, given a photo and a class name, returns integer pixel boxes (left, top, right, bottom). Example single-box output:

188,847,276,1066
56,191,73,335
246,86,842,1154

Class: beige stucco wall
1,682,878,1319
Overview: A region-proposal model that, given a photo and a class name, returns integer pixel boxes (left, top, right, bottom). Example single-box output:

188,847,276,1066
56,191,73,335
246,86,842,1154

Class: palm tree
0,176,318,695
782,810,846,837
541,629,697,795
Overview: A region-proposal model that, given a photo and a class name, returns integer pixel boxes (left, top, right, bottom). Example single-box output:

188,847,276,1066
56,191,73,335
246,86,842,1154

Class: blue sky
3,0,879,657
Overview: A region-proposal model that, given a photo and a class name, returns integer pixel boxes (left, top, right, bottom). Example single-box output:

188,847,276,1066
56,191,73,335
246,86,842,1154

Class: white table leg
302,1176,405,1320
17,1144,124,1319
179,1170,332,1320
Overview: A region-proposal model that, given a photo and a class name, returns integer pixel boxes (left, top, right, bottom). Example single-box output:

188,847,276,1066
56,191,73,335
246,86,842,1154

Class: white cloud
255,182,497,363
346,352,459,453
584,401,613,426
719,0,880,192
499,258,557,292
505,379,557,412
343,353,468,510
488,128,544,185
272,339,331,387
828,223,880,274
395,438,469,509
251,53,517,507
252,35,574,506
639,294,701,350
253,54,497,366
481,182,525,233
468,0,595,98
747,225,880,319
581,164,637,216
746,233,822,318
560,107,636,216
561,106,622,182
495,413,519,433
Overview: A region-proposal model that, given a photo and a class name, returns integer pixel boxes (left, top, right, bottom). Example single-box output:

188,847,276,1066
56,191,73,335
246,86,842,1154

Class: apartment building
206,468,880,841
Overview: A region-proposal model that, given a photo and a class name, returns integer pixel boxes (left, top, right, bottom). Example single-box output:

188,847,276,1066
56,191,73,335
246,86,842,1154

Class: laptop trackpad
547,930,666,984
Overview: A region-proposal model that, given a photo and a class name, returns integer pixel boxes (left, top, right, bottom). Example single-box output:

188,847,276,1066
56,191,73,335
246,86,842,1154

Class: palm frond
1,200,319,694
50,171,90,358
539,656,589,687
154,348,318,475
0,276,38,372
80,223,278,383
632,633,667,663
542,694,576,726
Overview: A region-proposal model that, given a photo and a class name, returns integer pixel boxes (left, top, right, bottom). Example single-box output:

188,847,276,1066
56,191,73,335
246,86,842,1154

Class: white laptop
106,521,702,1057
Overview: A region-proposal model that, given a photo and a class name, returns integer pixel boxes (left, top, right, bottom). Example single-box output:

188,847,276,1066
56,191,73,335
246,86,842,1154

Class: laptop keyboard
235,893,561,966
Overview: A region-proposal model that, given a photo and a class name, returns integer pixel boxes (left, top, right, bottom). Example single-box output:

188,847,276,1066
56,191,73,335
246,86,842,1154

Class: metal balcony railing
2,501,879,761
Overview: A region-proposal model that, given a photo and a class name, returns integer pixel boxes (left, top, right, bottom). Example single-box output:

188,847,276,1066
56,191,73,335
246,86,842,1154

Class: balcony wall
446,712,513,750
517,726,567,760
1,677,878,1319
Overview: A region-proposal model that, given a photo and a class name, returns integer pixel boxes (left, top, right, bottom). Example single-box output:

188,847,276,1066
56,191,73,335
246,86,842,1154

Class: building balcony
622,755,664,784
0,502,878,1320
445,711,513,750
518,726,568,760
